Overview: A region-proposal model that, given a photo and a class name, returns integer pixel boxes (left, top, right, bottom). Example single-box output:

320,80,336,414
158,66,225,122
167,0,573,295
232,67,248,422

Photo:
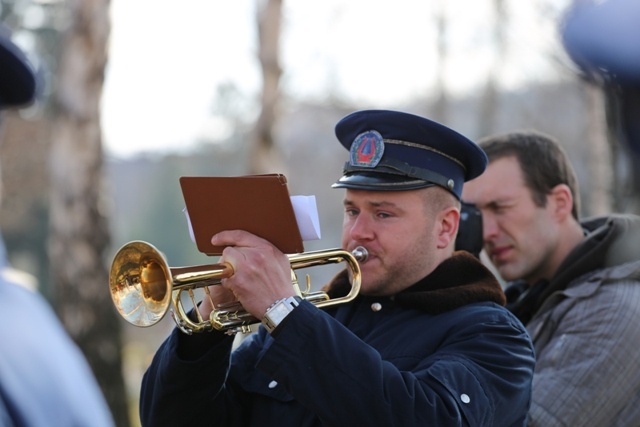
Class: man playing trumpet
139,110,535,426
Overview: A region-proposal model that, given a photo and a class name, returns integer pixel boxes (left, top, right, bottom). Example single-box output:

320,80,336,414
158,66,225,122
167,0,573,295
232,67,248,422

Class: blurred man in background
462,131,640,426
0,26,114,426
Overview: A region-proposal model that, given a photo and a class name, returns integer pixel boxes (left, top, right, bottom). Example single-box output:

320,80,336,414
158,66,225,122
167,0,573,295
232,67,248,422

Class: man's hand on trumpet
198,230,296,322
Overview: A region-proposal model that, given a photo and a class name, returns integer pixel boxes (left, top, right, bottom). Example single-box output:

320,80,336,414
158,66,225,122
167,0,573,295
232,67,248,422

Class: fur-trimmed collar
323,251,505,315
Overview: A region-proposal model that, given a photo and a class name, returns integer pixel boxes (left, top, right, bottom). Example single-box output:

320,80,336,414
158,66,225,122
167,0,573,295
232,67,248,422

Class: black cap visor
331,171,435,191
0,36,36,107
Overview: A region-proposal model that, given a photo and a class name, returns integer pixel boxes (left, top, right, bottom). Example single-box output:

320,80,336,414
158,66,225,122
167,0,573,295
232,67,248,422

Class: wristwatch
262,296,302,334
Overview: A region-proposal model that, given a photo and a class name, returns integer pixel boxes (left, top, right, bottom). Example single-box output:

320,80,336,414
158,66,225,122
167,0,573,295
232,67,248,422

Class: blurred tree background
1,0,637,425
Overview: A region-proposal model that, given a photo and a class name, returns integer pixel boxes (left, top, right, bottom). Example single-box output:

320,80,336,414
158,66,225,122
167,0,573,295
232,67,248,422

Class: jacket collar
324,251,505,315
506,214,640,324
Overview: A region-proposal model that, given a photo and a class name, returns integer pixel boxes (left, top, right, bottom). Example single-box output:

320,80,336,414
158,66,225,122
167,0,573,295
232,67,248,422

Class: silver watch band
262,296,301,334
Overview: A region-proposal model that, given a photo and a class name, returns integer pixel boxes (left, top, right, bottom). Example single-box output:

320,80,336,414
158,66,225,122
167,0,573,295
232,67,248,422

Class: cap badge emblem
350,130,384,168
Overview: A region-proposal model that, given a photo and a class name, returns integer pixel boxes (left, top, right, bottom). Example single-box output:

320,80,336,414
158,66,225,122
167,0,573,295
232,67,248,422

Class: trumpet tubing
109,241,367,335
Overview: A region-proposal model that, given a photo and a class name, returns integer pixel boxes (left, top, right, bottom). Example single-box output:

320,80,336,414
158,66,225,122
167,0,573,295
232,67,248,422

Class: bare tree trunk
477,0,506,138
49,0,129,425
431,0,448,123
250,0,286,175
585,82,614,215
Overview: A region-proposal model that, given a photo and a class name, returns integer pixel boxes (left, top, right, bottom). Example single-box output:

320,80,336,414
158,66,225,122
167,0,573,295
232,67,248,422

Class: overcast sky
101,0,570,158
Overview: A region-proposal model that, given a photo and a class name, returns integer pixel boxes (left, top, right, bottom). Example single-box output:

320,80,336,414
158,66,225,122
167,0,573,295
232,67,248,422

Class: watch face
264,297,299,333
270,302,291,322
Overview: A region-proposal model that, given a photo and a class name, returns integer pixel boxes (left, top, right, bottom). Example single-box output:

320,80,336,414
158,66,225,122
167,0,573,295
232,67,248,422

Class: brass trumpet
109,240,368,335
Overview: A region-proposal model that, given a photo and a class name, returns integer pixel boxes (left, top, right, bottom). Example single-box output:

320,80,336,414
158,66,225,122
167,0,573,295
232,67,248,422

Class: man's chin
358,274,383,295
496,265,521,283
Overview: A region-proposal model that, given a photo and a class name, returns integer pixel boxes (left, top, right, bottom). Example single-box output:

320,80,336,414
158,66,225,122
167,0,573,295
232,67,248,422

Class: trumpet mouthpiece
352,246,368,262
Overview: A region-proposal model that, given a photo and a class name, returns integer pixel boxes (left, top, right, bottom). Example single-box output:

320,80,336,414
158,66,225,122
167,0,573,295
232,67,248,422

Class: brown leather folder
179,174,304,255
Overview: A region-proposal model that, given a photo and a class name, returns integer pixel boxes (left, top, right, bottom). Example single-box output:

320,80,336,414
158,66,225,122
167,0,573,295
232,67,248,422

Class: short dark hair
478,131,581,220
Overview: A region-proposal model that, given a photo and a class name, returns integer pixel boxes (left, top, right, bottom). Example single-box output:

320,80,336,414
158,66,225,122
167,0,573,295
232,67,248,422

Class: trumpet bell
109,241,172,327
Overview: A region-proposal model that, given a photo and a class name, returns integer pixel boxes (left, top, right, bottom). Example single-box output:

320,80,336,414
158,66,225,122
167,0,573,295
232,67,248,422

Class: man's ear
437,206,460,249
549,184,574,221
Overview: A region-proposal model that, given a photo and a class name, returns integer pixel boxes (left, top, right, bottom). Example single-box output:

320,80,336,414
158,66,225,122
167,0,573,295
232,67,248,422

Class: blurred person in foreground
462,131,640,426
0,28,114,426
140,110,535,426
561,0,640,194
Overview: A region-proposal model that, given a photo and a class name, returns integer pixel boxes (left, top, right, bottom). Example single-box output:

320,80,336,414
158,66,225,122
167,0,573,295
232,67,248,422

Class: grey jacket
522,215,640,426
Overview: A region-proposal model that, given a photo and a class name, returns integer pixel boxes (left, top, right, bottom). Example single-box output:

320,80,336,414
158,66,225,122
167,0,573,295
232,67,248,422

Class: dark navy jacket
140,252,534,426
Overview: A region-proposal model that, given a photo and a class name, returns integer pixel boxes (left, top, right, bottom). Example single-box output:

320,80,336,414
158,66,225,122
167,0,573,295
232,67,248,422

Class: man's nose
349,214,374,241
482,212,499,242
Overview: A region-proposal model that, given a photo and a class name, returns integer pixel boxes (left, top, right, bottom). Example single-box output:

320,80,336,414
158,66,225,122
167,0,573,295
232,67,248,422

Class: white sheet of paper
290,195,321,240
182,194,321,243
183,207,196,243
